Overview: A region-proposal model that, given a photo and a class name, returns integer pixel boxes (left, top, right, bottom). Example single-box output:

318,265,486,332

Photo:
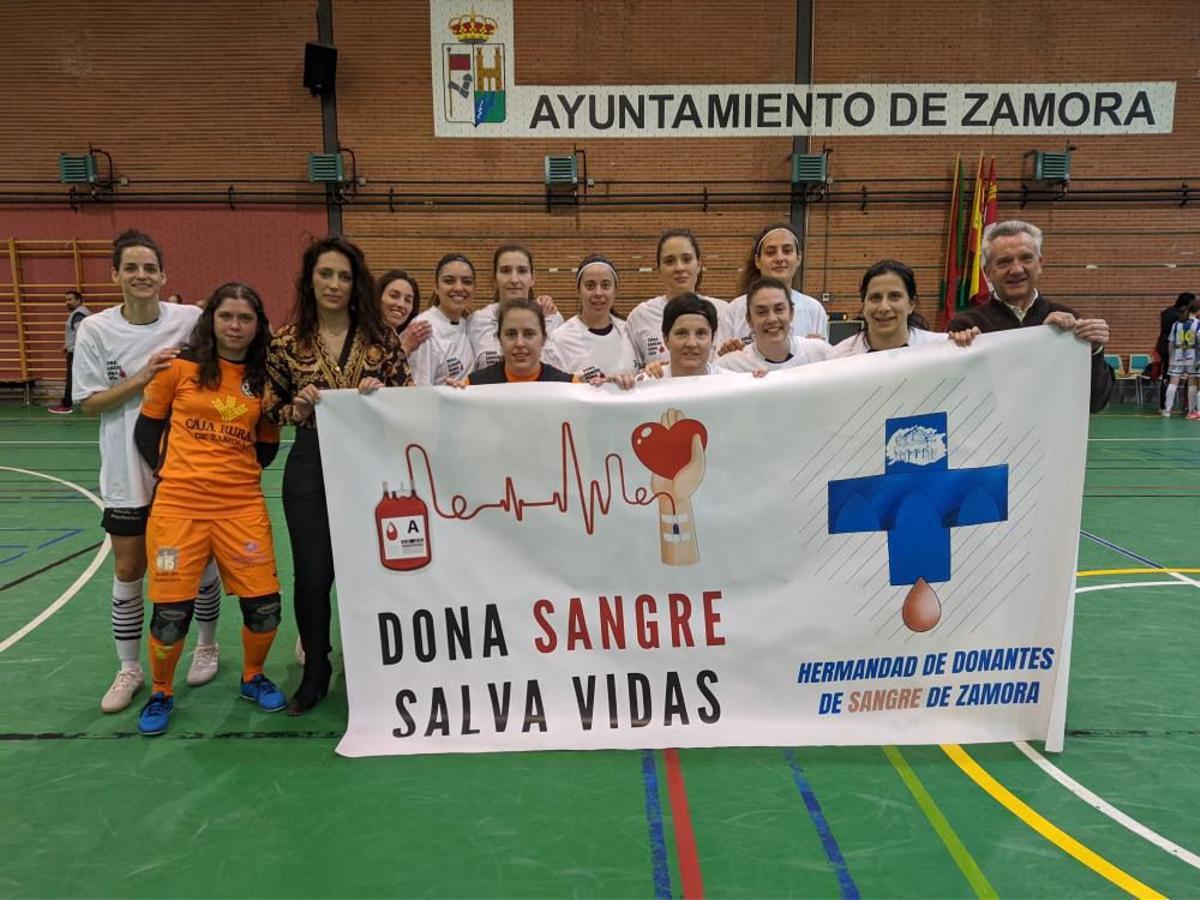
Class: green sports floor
0,401,1196,898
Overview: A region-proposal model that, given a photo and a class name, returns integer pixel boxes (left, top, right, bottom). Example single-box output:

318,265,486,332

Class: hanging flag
961,153,985,310
972,158,999,305
940,153,963,327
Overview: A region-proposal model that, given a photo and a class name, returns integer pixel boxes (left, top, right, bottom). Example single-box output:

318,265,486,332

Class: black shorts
101,505,151,537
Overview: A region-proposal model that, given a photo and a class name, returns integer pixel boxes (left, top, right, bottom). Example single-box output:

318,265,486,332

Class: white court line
1022,578,1200,870
1076,580,1180,593
0,466,110,654
1088,437,1200,442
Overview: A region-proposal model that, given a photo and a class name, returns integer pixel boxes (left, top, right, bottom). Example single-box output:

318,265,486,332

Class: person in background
626,229,731,368
1162,298,1199,418
469,244,562,370
720,223,827,353
1158,292,1194,411
166,293,184,304
407,253,477,385
542,254,637,381
48,289,90,414
377,269,431,356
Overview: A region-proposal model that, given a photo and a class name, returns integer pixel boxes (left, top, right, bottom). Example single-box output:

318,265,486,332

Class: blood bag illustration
375,481,432,571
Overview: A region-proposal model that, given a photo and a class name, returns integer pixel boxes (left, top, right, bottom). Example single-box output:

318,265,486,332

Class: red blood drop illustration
902,577,941,632
385,523,398,540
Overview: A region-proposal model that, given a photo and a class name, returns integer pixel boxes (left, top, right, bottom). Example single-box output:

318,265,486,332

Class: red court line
662,748,705,898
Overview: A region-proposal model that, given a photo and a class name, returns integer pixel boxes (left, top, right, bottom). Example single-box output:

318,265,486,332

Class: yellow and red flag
939,154,963,326
972,158,999,305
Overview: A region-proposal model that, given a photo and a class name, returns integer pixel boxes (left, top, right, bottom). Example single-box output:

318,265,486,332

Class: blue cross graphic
827,412,1008,585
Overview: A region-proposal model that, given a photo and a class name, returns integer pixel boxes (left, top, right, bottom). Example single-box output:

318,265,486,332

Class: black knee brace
150,600,195,645
240,593,282,633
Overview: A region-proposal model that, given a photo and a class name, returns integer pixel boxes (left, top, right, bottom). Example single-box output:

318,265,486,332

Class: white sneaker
186,643,220,686
295,636,306,666
101,668,144,713
1161,409,1172,418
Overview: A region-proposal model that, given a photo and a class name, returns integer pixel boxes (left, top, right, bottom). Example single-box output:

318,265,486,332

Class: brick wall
2,0,1196,374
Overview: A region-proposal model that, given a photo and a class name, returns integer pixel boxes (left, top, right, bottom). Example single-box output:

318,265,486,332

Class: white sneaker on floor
101,668,144,713
186,643,220,686
295,637,306,666
1161,409,1172,417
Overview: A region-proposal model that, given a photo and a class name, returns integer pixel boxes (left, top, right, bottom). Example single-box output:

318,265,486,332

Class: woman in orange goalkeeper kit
132,282,284,735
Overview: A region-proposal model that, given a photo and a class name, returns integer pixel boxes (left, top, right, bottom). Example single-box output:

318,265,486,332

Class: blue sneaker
137,692,174,735
241,674,286,712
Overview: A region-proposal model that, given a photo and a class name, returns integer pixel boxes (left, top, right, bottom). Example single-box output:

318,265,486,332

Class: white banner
428,1,1175,137
318,328,1088,758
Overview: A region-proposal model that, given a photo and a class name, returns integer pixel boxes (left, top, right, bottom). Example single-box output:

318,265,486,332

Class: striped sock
111,577,144,672
194,559,222,645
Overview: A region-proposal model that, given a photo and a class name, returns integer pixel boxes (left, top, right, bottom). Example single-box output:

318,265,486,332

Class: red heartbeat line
403,422,674,535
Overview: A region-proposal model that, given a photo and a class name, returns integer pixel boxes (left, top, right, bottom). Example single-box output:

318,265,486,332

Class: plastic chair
1129,352,1153,406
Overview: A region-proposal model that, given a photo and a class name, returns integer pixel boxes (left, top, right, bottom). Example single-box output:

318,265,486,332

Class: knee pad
150,600,195,645
240,593,282,633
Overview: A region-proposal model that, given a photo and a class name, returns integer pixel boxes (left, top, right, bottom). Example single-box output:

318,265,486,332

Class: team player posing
72,219,1106,734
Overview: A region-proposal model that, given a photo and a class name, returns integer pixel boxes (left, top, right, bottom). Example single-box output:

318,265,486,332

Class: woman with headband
407,253,477,385
468,244,562,371
626,228,731,368
721,222,827,353
542,254,638,382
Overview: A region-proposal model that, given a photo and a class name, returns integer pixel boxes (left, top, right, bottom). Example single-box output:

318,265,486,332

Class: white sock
194,559,222,646
111,577,143,672
1165,383,1178,412
1190,386,1199,413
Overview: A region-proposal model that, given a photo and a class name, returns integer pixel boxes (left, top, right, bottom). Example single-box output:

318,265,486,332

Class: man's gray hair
981,220,1043,267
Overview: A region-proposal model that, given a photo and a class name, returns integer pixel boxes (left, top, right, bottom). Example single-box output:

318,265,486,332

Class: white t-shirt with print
723,289,829,345
542,316,638,381
625,294,732,368
716,335,830,373
468,301,563,371
825,326,947,359
409,306,476,385
72,302,202,508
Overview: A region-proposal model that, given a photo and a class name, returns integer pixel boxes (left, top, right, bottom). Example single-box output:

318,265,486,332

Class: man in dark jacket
947,220,1112,412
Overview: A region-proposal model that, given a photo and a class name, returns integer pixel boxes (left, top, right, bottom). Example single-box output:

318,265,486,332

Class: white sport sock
194,559,222,645
1165,383,1178,412
111,577,143,672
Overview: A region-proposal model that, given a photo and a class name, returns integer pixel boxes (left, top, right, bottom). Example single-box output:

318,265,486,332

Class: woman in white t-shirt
827,259,957,358
468,244,563,370
721,222,828,353
716,276,829,373
543,254,637,381
626,229,731,368
407,253,477,385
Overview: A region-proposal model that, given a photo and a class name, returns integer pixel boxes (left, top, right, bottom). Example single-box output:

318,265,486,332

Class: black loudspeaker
304,42,337,96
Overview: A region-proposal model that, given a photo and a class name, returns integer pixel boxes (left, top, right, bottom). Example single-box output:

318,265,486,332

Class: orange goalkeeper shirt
141,354,279,518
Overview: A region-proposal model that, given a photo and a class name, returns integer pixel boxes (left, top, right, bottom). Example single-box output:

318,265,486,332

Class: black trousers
281,427,335,663
62,351,74,408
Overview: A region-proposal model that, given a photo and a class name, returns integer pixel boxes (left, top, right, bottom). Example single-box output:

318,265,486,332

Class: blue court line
35,529,82,550
640,750,673,900
783,748,860,900
1080,530,1165,568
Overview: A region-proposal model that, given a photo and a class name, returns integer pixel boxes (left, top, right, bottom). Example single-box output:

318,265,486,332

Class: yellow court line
1077,567,1200,577
941,745,1165,899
